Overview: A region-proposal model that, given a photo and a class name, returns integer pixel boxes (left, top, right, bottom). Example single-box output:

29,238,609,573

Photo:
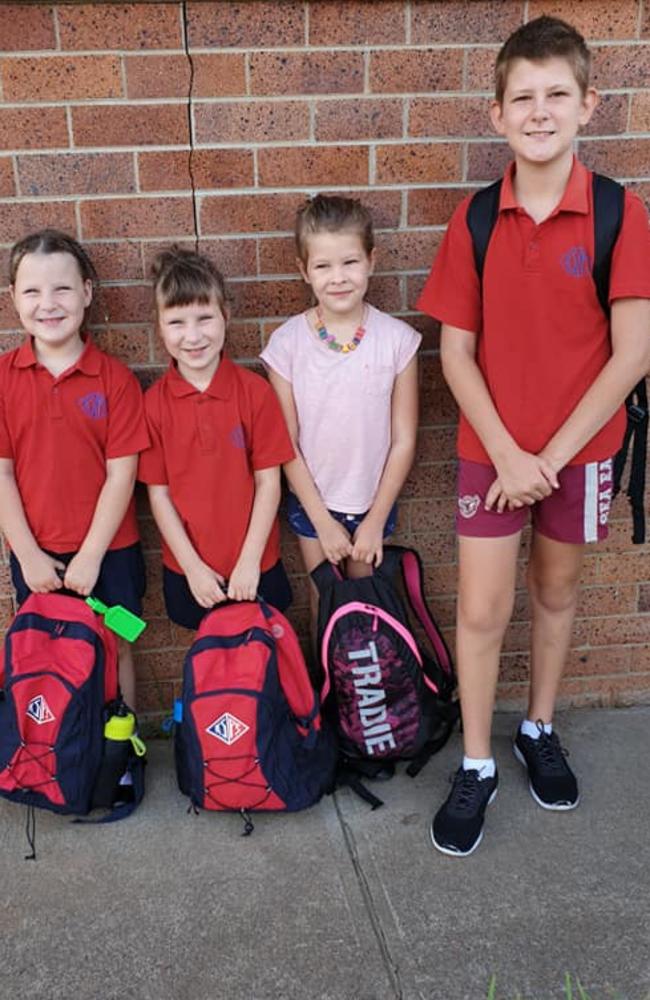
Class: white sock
462,755,496,779
520,719,552,740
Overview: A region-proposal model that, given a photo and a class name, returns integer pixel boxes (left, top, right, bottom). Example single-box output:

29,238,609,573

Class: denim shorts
163,559,293,631
10,542,146,616
286,491,397,540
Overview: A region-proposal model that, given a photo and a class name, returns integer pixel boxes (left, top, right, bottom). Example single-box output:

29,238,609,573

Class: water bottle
91,703,143,809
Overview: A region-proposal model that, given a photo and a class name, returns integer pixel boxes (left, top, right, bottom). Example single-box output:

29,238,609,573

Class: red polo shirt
417,157,650,464
139,356,295,577
0,337,148,552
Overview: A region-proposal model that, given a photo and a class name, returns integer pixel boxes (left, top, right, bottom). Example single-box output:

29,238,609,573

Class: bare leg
118,637,137,710
456,532,522,759
297,534,330,648
526,533,584,724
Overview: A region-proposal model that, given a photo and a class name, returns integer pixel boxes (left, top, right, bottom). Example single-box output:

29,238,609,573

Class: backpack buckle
627,403,647,424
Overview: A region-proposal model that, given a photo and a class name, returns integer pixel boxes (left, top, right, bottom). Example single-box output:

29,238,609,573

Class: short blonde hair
151,245,228,317
495,15,591,104
295,194,374,265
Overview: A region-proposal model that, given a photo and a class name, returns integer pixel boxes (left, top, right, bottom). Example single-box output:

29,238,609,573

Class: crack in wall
181,0,200,250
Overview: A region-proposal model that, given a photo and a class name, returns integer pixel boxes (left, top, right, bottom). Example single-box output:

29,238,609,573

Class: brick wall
1,0,648,720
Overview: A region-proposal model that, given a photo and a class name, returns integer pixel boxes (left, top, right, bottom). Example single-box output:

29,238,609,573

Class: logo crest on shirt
458,494,481,519
229,424,246,449
561,246,591,279
77,392,107,420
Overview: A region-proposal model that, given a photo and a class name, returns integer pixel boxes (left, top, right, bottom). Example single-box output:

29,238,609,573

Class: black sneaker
430,767,498,857
513,723,579,810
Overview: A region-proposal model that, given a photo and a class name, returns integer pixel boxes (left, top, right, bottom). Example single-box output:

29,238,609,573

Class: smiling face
299,229,375,326
11,251,92,359
157,295,227,388
490,56,597,171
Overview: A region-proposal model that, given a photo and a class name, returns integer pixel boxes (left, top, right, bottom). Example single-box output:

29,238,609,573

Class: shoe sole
429,786,498,857
512,743,580,811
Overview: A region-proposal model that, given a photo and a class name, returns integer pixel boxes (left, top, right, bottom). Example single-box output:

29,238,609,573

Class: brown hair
295,194,374,265
494,16,591,104
9,229,98,288
151,245,228,316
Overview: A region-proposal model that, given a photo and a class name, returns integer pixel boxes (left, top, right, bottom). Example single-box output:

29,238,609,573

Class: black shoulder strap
466,178,503,281
591,172,624,314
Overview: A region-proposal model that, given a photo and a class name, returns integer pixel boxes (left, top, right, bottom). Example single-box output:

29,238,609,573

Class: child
139,247,295,631
418,16,650,857
261,195,420,630
0,229,149,709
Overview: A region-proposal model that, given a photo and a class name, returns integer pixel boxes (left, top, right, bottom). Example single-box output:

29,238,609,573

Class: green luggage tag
85,596,147,643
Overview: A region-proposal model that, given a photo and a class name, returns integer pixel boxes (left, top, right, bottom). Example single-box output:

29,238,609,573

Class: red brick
581,94,629,137
0,107,68,152
338,190,402,230
201,193,304,235
226,322,264,359
579,139,650,178
576,584,639,618
408,187,471,226
135,679,175,713
631,93,650,133
2,56,122,102
0,292,19,331
415,427,456,465
0,6,56,51
250,50,364,97
125,55,191,100
192,54,247,98
194,102,310,144
94,326,152,366
186,2,304,48
631,646,650,672
366,274,402,313
409,97,493,138
0,201,76,242
375,143,461,184
465,48,500,93
90,285,151,326
258,145,368,187
408,311,442,352
640,586,650,613
467,141,512,183
308,1,404,44
138,149,254,192
412,2,523,44
72,105,187,148
315,98,403,142
58,4,181,51
370,49,463,93
259,236,298,276
17,153,135,197
581,614,650,647
230,278,309,320
644,5,650,37
143,237,257,282
0,159,15,198
592,45,650,89
89,242,144,283
528,0,638,38
376,230,441,272
81,198,194,240
563,645,632,679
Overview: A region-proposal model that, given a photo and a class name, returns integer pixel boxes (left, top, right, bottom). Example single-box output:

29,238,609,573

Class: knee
527,566,579,614
458,589,514,636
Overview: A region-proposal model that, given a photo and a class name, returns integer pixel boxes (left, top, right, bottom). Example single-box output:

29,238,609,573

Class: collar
14,335,103,375
166,353,234,400
499,156,589,216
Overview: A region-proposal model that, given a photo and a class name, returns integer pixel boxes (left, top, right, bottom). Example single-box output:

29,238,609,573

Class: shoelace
448,769,490,813
531,731,570,773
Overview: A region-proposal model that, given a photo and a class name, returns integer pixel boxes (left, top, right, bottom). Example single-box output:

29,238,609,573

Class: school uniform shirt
0,336,148,552
138,355,295,577
260,304,421,513
417,156,650,465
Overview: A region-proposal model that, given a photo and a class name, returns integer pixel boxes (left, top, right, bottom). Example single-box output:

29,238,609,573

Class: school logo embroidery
77,392,107,420
561,246,591,279
458,494,481,519
229,424,246,449
206,712,249,746
26,695,55,726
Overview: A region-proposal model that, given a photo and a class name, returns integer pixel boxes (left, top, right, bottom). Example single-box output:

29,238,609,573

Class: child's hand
186,561,227,608
487,449,559,512
63,551,102,596
316,515,353,565
227,557,261,602
351,516,384,567
21,550,66,594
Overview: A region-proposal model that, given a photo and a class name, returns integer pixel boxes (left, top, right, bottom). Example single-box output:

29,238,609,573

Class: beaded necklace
315,306,366,354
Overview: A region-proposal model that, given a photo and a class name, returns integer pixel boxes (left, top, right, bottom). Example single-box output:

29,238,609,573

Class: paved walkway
1,707,649,1000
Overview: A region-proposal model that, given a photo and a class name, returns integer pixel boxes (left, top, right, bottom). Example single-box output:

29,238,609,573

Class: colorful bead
315,307,366,353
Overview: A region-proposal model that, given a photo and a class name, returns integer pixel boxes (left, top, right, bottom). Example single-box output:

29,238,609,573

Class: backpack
466,171,648,543
0,592,145,855
174,599,336,832
312,546,459,806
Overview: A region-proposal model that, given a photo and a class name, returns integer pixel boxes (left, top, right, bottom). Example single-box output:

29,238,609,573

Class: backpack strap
466,178,503,281
591,172,624,314
310,560,344,594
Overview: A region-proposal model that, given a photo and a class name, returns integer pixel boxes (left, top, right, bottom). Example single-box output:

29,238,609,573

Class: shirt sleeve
137,385,169,485
105,363,150,459
249,377,296,471
416,196,482,334
395,322,422,373
0,366,13,460
609,191,650,303
259,322,294,382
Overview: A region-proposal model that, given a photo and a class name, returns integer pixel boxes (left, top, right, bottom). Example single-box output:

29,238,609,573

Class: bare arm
64,454,138,596
540,298,650,471
351,355,418,566
267,368,352,564
0,457,65,592
147,483,226,608
228,466,281,601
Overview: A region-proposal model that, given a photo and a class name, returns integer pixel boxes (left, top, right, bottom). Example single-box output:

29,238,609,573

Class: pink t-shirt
260,304,421,513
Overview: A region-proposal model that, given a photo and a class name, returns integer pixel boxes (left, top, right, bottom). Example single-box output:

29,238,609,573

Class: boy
139,247,295,631
418,16,650,856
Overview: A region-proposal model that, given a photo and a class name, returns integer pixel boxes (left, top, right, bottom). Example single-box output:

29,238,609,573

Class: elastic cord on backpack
24,804,36,862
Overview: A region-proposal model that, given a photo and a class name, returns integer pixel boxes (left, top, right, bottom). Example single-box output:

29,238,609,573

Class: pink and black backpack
312,546,458,805
174,599,336,832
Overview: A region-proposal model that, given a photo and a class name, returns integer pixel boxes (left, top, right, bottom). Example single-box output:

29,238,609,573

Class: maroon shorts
456,458,614,544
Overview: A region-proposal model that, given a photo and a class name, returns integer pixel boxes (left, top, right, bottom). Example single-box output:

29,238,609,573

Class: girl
261,194,420,627
0,230,149,707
